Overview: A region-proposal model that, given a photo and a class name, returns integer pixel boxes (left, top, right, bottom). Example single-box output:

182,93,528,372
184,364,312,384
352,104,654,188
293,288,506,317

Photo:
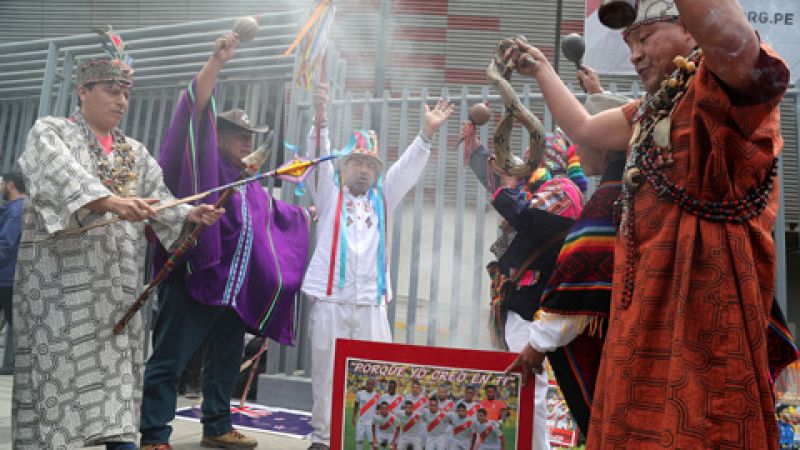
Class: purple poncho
153,78,310,345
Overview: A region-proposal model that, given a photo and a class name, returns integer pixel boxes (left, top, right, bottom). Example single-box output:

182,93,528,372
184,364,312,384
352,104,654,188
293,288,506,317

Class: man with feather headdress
12,28,223,450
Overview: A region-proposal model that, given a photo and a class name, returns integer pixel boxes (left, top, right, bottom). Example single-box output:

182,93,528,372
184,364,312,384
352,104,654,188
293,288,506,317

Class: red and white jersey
355,390,380,422
474,420,503,446
457,400,481,417
395,411,423,436
422,409,450,438
448,413,476,445
372,412,398,433
434,396,456,414
405,394,428,414
379,393,404,415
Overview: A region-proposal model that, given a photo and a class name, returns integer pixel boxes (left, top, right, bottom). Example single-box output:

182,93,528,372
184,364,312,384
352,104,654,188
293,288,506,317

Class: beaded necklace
617,48,778,307
73,110,138,197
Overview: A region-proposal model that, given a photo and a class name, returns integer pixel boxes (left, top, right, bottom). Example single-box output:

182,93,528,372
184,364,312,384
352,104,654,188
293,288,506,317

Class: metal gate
0,15,797,384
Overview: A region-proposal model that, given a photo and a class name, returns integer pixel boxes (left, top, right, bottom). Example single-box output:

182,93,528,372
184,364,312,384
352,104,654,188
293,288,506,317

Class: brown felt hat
217,108,270,133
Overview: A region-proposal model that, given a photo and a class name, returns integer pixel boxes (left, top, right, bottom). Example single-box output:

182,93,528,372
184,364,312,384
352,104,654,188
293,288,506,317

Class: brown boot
200,429,258,448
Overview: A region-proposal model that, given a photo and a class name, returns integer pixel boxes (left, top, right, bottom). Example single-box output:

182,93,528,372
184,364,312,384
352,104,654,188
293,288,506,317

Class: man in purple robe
139,32,312,450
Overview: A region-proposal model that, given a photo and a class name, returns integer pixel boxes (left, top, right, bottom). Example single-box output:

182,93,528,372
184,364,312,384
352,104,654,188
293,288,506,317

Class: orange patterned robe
588,44,791,449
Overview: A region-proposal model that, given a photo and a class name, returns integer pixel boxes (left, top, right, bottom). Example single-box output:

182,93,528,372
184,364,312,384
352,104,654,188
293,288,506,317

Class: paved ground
0,375,310,449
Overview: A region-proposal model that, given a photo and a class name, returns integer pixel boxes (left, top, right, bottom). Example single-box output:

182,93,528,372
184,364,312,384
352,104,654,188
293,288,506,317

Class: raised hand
212,31,239,64
313,83,329,123
87,195,159,222
577,66,603,94
187,204,225,226
423,99,455,137
512,38,551,78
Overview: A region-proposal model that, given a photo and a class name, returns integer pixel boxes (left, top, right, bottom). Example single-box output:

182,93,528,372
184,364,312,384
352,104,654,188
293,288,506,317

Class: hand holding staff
111,154,337,334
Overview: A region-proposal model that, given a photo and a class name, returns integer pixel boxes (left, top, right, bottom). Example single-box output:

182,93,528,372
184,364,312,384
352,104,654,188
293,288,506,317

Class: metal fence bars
0,10,304,173
264,66,800,380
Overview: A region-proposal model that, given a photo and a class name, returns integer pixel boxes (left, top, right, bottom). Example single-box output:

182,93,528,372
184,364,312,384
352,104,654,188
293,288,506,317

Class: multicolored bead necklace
617,48,778,308
74,110,139,197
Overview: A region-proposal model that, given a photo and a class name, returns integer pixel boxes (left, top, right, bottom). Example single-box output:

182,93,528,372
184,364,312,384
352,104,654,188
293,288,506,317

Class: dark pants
179,344,204,395
0,286,11,325
139,274,245,444
0,286,13,373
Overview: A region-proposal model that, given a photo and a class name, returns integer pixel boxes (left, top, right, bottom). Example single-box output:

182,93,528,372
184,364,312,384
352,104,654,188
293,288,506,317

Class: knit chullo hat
528,130,589,192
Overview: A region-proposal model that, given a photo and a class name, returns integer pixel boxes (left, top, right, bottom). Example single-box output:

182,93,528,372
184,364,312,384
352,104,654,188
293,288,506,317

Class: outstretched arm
575,67,630,175
306,83,334,206
194,32,239,116
505,312,593,387
674,0,760,94
514,40,633,153
383,100,454,211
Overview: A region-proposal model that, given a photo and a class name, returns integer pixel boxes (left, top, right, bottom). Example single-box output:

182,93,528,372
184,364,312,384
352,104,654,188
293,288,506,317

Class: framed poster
330,339,534,450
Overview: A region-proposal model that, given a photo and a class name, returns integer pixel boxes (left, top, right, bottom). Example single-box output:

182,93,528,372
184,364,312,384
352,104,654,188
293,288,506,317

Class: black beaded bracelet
419,129,433,144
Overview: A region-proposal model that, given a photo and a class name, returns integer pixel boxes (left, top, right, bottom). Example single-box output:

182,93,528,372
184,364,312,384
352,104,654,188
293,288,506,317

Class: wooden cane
239,338,270,408
112,187,236,334
52,191,213,240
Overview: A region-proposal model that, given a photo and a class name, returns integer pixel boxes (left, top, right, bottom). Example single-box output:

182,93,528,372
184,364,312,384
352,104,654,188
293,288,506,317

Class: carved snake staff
486,35,549,179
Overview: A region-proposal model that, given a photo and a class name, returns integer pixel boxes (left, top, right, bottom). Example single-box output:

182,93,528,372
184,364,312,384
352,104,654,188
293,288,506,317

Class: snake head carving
486,35,547,179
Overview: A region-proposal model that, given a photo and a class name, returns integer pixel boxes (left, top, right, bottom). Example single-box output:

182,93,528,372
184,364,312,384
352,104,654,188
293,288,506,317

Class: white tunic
302,126,430,304
13,116,189,449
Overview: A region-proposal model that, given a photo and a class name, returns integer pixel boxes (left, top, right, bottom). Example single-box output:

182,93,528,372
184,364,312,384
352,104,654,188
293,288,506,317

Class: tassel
337,186,347,289
587,316,605,338
461,121,479,163
326,177,345,296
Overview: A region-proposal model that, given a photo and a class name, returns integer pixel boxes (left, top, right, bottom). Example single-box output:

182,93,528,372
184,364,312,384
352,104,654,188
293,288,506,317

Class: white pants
451,439,471,450
506,311,551,450
476,443,502,450
373,429,394,448
356,419,372,443
309,298,392,446
396,435,422,450
425,434,450,450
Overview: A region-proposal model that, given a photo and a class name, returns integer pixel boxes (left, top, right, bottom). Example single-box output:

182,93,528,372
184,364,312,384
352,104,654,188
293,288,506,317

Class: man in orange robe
506,0,799,448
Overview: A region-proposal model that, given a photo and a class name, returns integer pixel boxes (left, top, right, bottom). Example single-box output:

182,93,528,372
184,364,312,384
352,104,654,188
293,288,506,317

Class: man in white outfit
353,378,381,449
371,402,397,449
471,409,504,450
421,398,450,450
449,403,476,450
303,84,453,450
393,401,423,450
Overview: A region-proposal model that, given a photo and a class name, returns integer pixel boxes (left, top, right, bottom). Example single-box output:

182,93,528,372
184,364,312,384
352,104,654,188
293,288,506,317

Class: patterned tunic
589,44,791,449
13,116,189,448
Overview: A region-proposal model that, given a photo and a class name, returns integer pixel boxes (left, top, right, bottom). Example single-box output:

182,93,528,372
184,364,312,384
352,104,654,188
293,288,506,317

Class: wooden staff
239,338,270,408
316,51,328,155
112,186,236,334
50,155,336,241
52,191,213,240
112,154,337,334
